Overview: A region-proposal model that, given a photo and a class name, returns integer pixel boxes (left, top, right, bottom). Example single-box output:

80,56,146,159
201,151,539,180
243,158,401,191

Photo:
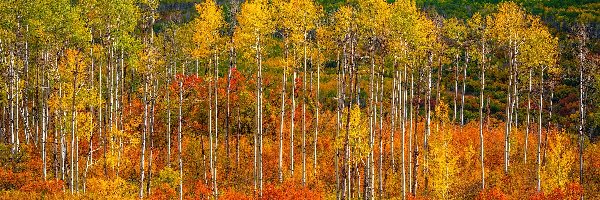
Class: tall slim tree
235,0,273,196
192,1,225,197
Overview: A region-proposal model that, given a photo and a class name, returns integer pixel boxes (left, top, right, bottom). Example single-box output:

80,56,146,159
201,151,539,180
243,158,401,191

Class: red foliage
192,180,211,199
262,181,322,200
477,187,508,200
20,179,63,195
565,182,584,199
150,183,177,200
220,188,251,200
530,182,584,200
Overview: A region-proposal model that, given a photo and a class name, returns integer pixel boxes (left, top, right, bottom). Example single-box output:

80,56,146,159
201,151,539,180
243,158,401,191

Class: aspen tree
235,0,273,196
577,24,588,196
468,12,487,190
192,1,225,197
521,17,557,192
488,2,529,173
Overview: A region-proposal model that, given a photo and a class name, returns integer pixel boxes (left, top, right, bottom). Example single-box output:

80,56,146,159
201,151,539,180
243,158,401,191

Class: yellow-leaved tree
336,104,370,165
429,101,457,199
542,131,576,193
191,1,225,198
234,0,274,197
192,0,224,59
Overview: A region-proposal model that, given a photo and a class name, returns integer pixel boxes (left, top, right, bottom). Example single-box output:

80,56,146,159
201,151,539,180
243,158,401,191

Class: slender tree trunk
461,52,468,126
178,65,184,200
525,68,532,164
55,110,59,180
454,54,458,123
227,46,234,163
209,58,216,198
236,107,241,169
167,64,172,167
345,38,357,200
577,26,586,200
147,78,156,196
314,52,320,181
259,38,264,198
398,64,410,200
302,37,307,186
278,57,286,183
505,41,514,174
213,51,219,198
480,40,486,190
424,54,433,192
291,68,296,176
368,56,375,199
139,75,148,199
544,82,554,163
42,50,48,180
71,60,78,194
537,67,544,192
335,51,341,199
409,68,415,195
378,71,384,198
61,85,66,181
391,72,397,174
99,54,106,178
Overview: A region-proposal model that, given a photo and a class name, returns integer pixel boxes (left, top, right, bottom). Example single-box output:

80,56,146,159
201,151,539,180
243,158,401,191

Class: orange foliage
219,188,251,200
192,180,212,198
262,181,322,200
150,183,178,200
530,182,583,200
477,187,508,200
20,179,63,195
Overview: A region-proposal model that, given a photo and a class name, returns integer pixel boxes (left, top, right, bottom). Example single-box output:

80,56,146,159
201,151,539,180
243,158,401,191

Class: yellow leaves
76,112,94,140
521,16,559,70
192,0,224,59
237,0,273,37
277,0,322,44
388,0,435,58
332,5,354,41
234,0,274,61
59,49,85,80
542,131,576,193
86,177,137,198
430,101,458,199
335,104,369,164
357,0,391,37
444,18,467,47
486,2,558,71
488,1,528,44
155,167,180,190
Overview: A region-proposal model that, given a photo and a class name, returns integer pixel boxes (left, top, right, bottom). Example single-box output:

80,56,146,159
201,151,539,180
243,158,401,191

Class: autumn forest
0,0,599,199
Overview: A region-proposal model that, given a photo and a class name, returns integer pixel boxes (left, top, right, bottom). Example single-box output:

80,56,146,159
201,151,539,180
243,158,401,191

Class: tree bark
302,37,307,186
525,68,532,164
178,64,184,200
480,39,486,190
314,51,320,181
278,53,286,183
139,74,148,199
71,58,78,194
146,77,157,196
536,67,543,192
454,54,458,123
461,52,468,126
578,25,586,199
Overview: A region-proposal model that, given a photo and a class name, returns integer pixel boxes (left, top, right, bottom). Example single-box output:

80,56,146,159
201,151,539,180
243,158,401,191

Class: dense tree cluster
0,0,598,199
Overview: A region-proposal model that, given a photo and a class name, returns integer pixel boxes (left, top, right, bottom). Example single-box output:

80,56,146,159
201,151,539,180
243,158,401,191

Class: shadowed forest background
0,0,599,199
